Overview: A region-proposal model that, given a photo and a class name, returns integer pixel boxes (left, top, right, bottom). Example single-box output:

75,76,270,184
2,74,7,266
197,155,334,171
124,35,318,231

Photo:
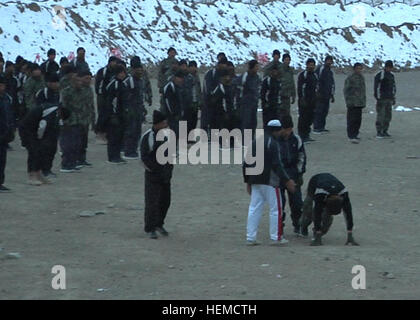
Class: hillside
0,0,419,70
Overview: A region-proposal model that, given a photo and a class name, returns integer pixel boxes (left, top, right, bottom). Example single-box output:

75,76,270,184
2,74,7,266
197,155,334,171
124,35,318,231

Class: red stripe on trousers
275,187,283,240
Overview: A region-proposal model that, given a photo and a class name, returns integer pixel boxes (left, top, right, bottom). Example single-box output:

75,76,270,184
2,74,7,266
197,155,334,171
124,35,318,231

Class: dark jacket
297,70,318,101
163,81,183,118
20,104,61,146
277,132,306,181
243,132,290,187
35,87,60,106
261,76,282,108
0,93,14,144
374,70,396,100
122,75,145,119
307,173,353,231
140,128,174,183
209,83,234,115
40,60,59,78
71,58,90,73
95,66,114,95
315,64,335,100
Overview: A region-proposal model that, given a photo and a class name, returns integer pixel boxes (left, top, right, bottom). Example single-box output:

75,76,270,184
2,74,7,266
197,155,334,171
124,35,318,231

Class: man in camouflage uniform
59,73,87,172
24,63,45,111
158,47,178,111
78,70,95,167
343,63,366,143
59,65,76,91
263,49,282,78
374,60,396,139
279,53,296,117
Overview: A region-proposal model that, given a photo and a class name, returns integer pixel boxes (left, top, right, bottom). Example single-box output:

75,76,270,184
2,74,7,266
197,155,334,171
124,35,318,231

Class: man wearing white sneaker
243,120,296,246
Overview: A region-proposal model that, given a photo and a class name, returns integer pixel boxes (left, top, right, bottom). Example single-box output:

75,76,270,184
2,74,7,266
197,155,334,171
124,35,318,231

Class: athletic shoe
246,240,260,246
123,153,140,160
321,129,330,133
270,238,289,246
350,138,359,144
148,231,158,239
0,185,11,192
79,160,93,167
312,130,323,135
28,178,42,186
303,137,315,144
293,226,301,236
376,133,384,139
156,226,169,236
60,167,76,173
107,159,127,165
43,171,57,178
383,132,392,138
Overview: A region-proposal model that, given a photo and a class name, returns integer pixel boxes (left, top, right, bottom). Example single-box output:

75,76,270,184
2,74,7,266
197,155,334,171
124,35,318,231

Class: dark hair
385,60,393,68
353,62,363,69
178,59,188,66
217,57,228,65
272,49,280,57
108,56,119,64
217,52,226,59
47,48,56,56
77,47,85,53
325,55,333,62
59,57,69,65
0,57,4,63
282,53,291,61
306,58,316,65
280,115,293,129
113,65,126,75
130,56,142,69
248,59,258,70
116,59,126,68
325,196,344,215
167,47,176,54
29,63,41,72
15,55,24,64
5,61,14,69
188,61,197,67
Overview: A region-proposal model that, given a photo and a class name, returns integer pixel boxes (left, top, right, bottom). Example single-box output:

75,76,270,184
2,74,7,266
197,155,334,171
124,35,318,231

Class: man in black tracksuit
300,173,359,246
374,60,396,138
162,71,184,140
140,110,174,239
34,73,61,177
95,56,119,126
20,103,70,185
297,58,318,143
40,49,60,79
4,61,19,123
313,55,335,133
96,65,129,164
276,115,306,234
260,65,282,126
239,60,261,142
121,56,146,159
0,75,15,191
71,47,90,73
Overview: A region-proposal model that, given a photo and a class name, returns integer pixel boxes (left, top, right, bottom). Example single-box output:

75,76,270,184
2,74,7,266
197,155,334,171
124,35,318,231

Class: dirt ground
1,70,419,300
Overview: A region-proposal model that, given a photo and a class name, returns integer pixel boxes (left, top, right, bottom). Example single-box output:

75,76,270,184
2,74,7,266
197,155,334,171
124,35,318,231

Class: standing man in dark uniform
300,173,359,246
313,55,335,134
297,58,318,143
40,49,59,79
140,111,174,239
260,65,282,126
162,71,184,140
374,60,396,139
95,56,118,126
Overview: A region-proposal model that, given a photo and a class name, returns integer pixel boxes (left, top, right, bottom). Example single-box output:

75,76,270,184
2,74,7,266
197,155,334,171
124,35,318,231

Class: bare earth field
0,70,419,300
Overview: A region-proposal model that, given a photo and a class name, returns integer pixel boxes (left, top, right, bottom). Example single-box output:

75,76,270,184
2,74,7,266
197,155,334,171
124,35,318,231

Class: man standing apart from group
374,60,396,139
313,55,335,134
344,63,366,144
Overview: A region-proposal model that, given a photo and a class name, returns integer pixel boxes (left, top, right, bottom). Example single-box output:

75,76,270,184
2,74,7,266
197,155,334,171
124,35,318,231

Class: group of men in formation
0,46,397,246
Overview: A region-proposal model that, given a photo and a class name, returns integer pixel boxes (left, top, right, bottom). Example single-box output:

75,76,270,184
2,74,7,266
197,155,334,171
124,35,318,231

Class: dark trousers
347,107,363,139
262,105,278,127
144,172,171,233
106,121,125,161
314,99,330,131
40,138,58,173
301,195,333,236
200,101,209,134
0,144,7,185
123,115,142,156
184,104,198,136
280,185,303,228
80,126,89,162
27,143,42,172
298,98,316,139
60,125,82,169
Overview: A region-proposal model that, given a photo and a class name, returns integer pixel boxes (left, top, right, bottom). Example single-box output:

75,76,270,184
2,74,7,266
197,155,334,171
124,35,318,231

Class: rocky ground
0,70,419,299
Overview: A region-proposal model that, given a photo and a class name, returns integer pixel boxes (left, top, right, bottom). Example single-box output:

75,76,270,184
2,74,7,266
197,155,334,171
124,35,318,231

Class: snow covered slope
0,0,419,71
